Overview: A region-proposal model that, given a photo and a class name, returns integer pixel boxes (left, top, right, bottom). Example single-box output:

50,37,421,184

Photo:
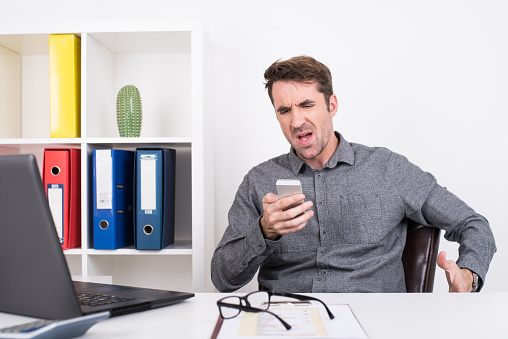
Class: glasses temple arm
274,292,335,319
263,309,292,330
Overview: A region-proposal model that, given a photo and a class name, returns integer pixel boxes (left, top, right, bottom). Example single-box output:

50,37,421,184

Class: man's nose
291,108,306,129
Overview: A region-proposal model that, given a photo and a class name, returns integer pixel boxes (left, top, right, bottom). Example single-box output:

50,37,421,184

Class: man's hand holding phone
260,180,314,240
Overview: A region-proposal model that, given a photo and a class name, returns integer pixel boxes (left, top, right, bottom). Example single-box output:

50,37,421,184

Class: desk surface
1,292,506,338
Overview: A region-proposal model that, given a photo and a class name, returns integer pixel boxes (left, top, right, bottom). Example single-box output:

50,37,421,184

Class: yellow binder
49,34,81,138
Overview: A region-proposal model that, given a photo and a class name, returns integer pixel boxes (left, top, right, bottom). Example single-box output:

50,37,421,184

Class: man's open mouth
296,132,313,145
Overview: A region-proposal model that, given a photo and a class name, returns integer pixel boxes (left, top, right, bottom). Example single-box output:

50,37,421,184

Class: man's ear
329,94,338,118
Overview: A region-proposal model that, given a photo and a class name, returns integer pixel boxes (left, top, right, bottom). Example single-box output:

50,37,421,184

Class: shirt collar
288,132,355,175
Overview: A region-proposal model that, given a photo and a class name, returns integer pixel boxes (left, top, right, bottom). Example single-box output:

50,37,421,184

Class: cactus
116,85,143,137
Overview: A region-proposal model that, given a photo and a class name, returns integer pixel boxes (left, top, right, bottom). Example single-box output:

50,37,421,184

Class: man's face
272,81,338,168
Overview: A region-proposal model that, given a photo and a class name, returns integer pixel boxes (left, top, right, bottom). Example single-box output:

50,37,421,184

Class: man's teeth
299,133,311,141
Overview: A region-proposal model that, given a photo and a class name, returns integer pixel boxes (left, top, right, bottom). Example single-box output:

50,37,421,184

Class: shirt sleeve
211,173,279,292
391,152,497,289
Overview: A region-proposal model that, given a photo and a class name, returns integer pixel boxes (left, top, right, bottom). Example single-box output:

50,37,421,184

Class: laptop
0,154,194,320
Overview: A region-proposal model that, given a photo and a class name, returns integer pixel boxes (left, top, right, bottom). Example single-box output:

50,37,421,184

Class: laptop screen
0,154,83,319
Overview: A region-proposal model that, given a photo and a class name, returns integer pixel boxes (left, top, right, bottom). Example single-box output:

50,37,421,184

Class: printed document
216,303,368,339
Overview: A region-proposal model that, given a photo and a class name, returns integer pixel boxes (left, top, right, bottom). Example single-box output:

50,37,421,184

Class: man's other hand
260,193,314,240
437,251,474,292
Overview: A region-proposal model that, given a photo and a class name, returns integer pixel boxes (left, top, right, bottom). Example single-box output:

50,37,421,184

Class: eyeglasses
217,291,335,330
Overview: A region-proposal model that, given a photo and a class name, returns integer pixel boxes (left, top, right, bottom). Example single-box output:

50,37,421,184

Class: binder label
140,154,157,213
95,150,113,210
47,184,64,244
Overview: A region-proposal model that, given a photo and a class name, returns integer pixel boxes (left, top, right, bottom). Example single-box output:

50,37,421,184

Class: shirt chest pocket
337,194,385,244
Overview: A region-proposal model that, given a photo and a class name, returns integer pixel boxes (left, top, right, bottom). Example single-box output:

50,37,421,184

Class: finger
437,251,456,291
437,252,459,279
437,251,459,273
278,193,306,211
263,193,279,204
437,251,448,270
282,200,314,219
275,209,314,233
289,208,314,226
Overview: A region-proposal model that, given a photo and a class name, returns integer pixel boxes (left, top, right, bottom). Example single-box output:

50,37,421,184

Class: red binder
42,148,81,249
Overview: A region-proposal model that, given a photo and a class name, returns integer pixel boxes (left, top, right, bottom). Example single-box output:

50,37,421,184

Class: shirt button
316,277,322,281
318,201,323,205
322,270,327,275
323,231,327,235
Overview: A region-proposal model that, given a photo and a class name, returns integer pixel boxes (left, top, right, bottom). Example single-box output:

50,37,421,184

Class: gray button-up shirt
211,133,496,292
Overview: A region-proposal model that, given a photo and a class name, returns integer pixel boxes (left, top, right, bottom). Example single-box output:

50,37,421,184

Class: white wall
2,0,506,293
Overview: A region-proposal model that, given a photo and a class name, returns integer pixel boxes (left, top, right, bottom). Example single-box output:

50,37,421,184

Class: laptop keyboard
77,292,134,307
0,319,56,333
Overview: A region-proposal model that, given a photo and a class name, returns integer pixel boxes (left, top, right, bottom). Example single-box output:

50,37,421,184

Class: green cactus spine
116,85,143,137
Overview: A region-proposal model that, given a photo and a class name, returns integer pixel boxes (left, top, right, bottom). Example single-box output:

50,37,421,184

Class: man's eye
279,109,290,115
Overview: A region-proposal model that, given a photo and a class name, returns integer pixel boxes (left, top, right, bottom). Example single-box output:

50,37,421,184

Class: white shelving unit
0,21,215,292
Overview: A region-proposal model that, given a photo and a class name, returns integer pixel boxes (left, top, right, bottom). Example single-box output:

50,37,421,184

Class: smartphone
276,179,303,211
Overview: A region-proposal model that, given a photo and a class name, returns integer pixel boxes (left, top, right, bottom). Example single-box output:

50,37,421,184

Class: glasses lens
246,291,270,310
220,296,241,319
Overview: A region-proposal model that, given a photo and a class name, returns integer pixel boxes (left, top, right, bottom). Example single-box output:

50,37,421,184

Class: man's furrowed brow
277,104,292,113
297,99,315,107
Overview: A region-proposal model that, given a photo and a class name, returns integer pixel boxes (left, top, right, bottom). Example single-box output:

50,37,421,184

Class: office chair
402,218,441,292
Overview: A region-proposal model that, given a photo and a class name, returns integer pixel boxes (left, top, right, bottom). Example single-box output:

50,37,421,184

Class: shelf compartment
86,255,193,291
84,31,192,139
0,33,81,139
83,143,192,251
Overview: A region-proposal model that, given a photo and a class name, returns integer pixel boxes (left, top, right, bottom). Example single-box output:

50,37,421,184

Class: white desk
2,293,506,338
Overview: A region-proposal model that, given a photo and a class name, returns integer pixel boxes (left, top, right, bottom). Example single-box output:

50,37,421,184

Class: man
211,56,496,293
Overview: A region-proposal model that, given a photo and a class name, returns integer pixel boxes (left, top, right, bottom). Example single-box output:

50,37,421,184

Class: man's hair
264,56,334,106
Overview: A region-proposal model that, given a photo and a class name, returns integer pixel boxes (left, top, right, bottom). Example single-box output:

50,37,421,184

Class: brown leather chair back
402,219,441,292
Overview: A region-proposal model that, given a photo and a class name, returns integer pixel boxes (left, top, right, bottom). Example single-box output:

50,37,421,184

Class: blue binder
134,147,176,250
93,149,135,249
